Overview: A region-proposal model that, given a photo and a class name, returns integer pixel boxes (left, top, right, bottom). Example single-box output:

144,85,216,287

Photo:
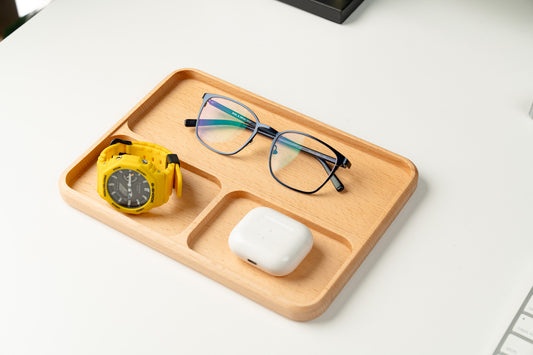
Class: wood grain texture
59,68,418,321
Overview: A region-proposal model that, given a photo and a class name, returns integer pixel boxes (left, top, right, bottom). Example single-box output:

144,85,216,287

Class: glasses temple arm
316,158,344,192
184,118,277,139
203,99,280,138
208,99,257,127
186,118,253,130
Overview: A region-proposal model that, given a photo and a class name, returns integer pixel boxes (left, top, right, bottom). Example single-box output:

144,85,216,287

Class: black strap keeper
110,138,132,146
166,153,180,166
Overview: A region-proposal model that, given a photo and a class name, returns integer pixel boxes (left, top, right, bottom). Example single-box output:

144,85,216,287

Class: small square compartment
188,191,352,316
62,135,221,239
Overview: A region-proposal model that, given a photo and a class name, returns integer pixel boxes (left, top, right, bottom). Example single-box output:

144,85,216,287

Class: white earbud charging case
228,207,313,276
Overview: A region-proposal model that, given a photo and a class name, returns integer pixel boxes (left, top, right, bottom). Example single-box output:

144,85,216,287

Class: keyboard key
514,314,533,341
501,334,533,355
525,295,533,316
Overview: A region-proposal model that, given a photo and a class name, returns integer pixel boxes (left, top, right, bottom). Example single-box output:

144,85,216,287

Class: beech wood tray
59,68,418,321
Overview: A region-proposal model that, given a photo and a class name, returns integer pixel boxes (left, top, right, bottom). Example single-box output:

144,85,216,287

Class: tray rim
58,68,418,321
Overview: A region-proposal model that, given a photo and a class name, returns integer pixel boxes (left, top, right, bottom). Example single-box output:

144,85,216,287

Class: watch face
107,169,151,208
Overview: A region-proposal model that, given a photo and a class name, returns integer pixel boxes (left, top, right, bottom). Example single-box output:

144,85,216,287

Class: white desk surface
1,0,532,354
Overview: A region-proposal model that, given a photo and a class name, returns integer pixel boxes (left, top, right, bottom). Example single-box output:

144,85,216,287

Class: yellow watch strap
171,156,183,198
98,140,182,198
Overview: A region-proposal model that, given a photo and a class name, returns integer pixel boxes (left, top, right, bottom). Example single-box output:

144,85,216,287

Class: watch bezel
100,155,157,214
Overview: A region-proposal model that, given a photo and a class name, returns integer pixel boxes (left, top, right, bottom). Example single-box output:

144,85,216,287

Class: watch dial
107,169,151,208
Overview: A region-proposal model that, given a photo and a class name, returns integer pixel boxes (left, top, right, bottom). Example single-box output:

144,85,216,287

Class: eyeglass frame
184,93,351,194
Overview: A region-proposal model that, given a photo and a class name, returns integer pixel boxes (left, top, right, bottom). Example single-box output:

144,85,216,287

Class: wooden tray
59,68,418,321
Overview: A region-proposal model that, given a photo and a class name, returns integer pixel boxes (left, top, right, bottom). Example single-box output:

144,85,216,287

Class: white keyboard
494,286,533,355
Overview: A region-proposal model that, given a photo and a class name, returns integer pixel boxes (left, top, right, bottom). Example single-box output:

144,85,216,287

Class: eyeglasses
184,93,351,194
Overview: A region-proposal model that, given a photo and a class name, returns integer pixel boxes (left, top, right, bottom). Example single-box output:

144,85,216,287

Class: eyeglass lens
197,97,256,154
270,132,338,193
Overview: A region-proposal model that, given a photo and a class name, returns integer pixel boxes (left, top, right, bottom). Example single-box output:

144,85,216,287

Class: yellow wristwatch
97,139,183,214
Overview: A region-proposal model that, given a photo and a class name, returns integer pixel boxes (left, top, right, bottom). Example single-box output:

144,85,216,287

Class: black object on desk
277,0,365,24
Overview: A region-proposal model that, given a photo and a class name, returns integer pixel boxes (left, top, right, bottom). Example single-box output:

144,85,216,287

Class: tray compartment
188,191,352,308
125,70,416,243
65,134,222,238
